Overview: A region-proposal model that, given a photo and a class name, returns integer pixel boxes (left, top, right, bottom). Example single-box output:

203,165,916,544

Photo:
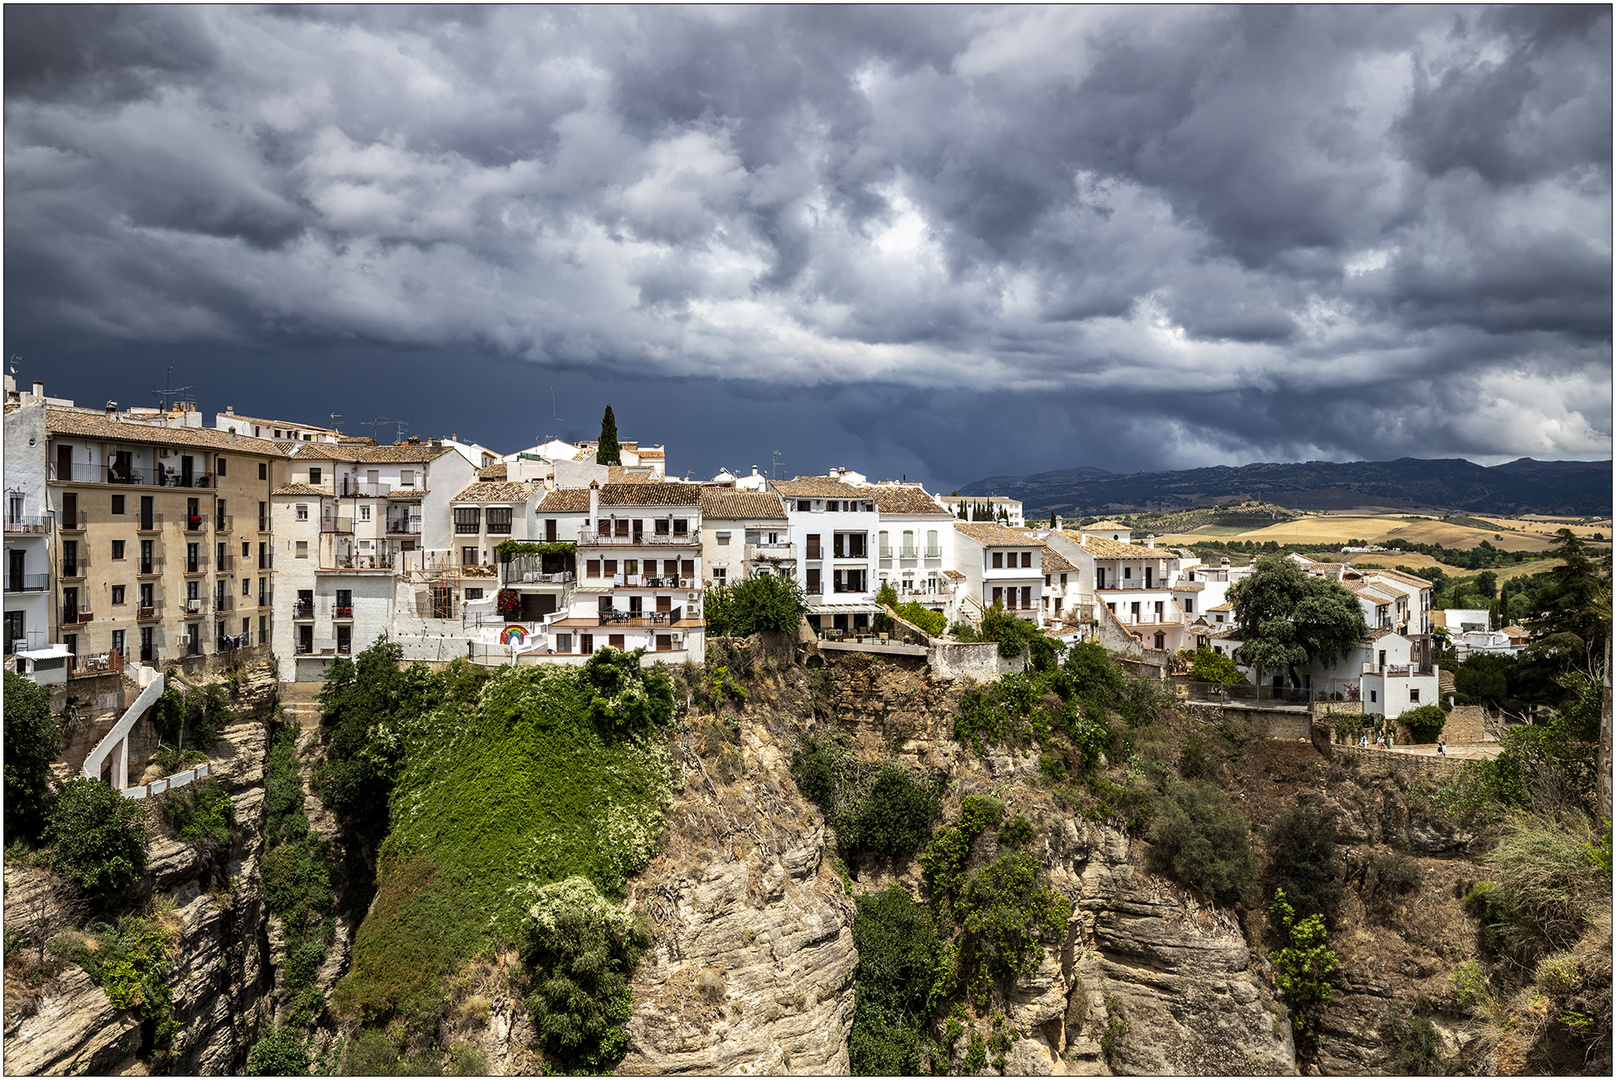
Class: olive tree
1230,554,1367,689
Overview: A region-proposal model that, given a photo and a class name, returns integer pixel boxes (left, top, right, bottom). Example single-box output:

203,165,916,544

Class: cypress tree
596,405,622,466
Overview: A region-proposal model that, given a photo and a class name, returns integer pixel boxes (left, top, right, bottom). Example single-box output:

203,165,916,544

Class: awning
807,602,884,615
16,645,74,660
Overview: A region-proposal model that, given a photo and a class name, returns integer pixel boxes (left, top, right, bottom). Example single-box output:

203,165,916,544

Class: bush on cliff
1148,780,1257,907
47,777,148,907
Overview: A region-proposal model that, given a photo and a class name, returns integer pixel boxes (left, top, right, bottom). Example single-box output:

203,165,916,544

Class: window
309,467,322,485
713,567,727,585
992,586,1003,605
486,506,512,534
806,534,821,559
295,540,308,559
112,585,126,605
544,519,557,542
1021,551,1032,568
555,634,573,653
296,504,309,521
806,568,821,593
243,577,250,596
1124,566,1132,579
1184,598,1194,613
465,587,484,600
112,494,125,515
359,505,371,521
878,531,890,558
586,559,601,578
112,629,125,656
717,531,731,546
992,552,1003,569
1369,689,1378,703
454,507,481,534
217,457,226,476
672,519,688,536
399,470,415,487
462,546,480,566
112,540,126,560
1409,689,1421,703
901,531,915,557
259,462,267,480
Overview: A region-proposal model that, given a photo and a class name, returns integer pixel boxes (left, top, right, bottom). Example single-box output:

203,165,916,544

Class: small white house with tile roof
870,485,957,611
952,521,1044,625
698,488,789,587
773,475,881,633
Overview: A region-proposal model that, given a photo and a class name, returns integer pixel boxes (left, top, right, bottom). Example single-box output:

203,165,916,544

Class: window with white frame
296,504,309,521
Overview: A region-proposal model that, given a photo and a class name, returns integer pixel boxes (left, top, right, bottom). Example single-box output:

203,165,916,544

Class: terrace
4,515,50,535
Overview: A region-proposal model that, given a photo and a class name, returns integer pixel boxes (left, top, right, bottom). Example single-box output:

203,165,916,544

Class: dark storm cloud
4,4,1610,481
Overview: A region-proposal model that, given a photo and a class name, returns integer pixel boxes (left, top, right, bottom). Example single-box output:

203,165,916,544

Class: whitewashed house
699,489,790,587
774,476,881,635
952,522,1044,625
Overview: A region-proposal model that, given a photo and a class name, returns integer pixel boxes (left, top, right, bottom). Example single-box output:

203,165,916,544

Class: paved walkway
1359,743,1501,761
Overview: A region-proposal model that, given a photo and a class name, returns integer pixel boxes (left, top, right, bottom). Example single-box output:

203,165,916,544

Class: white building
213,408,341,444
698,489,790,587
774,476,881,635
4,398,54,659
938,495,1025,527
870,486,956,613
952,522,1044,625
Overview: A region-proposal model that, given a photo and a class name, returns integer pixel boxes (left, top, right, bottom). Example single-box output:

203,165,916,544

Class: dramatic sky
5,5,1611,491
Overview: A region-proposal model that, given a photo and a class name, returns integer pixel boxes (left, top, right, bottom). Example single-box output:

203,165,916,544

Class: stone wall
927,640,1020,682
1181,701,1314,740
1442,705,1489,744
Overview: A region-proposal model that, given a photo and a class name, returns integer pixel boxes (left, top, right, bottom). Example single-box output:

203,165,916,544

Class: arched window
926,530,939,557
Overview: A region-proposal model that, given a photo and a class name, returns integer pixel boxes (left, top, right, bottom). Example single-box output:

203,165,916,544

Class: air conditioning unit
178,634,192,645
688,592,699,601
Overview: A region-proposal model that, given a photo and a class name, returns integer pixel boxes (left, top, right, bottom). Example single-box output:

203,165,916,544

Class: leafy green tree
1230,554,1367,688
581,647,674,735
595,405,622,466
892,601,947,637
1524,529,1611,663
48,777,149,906
704,572,807,637
1265,809,1343,925
312,635,437,818
980,602,1056,667
1399,704,1446,743
849,886,943,1076
1187,647,1244,685
1269,888,1338,1036
4,670,62,843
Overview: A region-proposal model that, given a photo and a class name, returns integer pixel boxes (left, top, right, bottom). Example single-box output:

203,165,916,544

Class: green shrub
997,814,1034,852
1399,705,1447,744
1481,812,1604,956
1534,951,1581,996
979,604,1056,666
162,779,237,851
835,762,940,860
520,876,651,1074
47,777,148,906
1382,1005,1441,1075
581,647,675,735
849,885,942,1076
447,1040,488,1076
790,732,846,810
1451,959,1487,1007
1269,889,1337,1038
246,1025,310,1076
919,796,1005,899
1187,647,1243,685
340,1028,405,1075
70,916,180,1048
1265,809,1343,926
1372,851,1423,896
261,842,334,924
892,602,947,637
3,671,62,844
286,938,326,989
1148,781,1257,907
1177,734,1214,779
948,621,980,642
956,851,1072,995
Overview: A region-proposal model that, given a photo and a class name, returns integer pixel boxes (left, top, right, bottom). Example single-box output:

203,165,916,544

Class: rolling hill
958,457,1612,517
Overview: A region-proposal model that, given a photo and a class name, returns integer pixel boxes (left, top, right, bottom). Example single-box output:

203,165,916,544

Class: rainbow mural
499,625,528,647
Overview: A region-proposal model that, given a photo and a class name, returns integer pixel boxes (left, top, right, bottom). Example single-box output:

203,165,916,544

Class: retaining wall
928,641,1023,682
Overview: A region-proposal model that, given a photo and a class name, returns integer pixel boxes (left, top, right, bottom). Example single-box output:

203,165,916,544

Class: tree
1230,554,1367,688
4,671,62,844
703,573,807,637
1148,780,1257,906
595,405,622,466
246,1026,310,1076
1399,704,1446,743
1187,647,1244,686
1524,529,1611,661
47,777,149,906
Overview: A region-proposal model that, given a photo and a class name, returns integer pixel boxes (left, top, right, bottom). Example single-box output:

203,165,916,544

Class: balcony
137,602,163,621
70,651,124,679
5,573,48,593
258,590,273,609
216,554,234,573
62,606,93,626
182,597,207,616
334,605,354,620
258,516,270,533
138,557,165,577
216,514,233,534
185,514,206,533
258,552,275,570
293,601,315,621
60,511,87,533
387,519,423,534
339,479,391,497
746,542,794,561
320,518,355,534
386,485,426,499
49,463,214,488
4,516,50,535
578,528,698,547
184,559,209,575
61,555,89,579
138,513,163,533
215,595,234,614
596,607,688,627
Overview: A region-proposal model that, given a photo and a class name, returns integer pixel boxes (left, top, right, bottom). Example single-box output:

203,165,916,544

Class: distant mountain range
957,458,1613,517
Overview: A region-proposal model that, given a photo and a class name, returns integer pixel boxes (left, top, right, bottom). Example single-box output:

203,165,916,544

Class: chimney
228,427,237,443
1221,557,1231,568
1147,535,1156,549
32,381,43,399
588,480,600,526
408,435,421,444
226,405,234,415
451,432,457,441
105,401,117,417
1078,529,1087,543
1055,515,1063,532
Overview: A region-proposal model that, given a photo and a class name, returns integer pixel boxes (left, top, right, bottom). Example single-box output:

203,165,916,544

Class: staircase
277,680,325,732
82,665,164,791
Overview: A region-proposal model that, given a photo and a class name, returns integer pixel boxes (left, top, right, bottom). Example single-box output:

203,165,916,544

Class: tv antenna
150,366,194,412
771,450,784,481
328,412,343,435
8,355,19,376
364,415,392,442
543,388,565,444
393,419,409,444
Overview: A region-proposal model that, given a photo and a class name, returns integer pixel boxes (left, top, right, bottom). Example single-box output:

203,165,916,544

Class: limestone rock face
1066,822,1297,1077
2,966,143,1076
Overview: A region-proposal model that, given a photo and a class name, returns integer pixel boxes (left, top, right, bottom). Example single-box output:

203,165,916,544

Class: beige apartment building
39,404,288,672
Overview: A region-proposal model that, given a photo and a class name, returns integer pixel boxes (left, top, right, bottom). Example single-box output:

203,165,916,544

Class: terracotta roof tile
869,487,953,516
452,481,541,503
1058,529,1155,559
1038,546,1076,574
216,412,339,435
478,463,508,480
774,476,871,499
954,522,1032,546
46,407,288,456
599,482,700,507
537,489,591,512
699,489,787,520
272,483,328,497
290,441,453,463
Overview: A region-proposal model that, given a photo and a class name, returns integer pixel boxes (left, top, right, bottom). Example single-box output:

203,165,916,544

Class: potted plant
497,588,521,621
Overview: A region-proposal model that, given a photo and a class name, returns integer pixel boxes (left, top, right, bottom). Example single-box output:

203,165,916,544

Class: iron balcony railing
62,605,94,626
138,557,165,576
138,513,163,532
4,515,50,534
215,595,233,613
293,600,315,620
61,553,90,578
258,516,270,532
184,557,210,574
185,514,206,532
320,518,355,534
578,529,699,546
59,511,87,532
49,463,214,488
5,573,49,592
137,601,163,620
183,597,207,615
334,605,354,619
386,519,423,534
216,514,233,534
258,551,275,570
216,554,234,573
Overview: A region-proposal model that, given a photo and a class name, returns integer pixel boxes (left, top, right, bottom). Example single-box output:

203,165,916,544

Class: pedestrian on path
1438,737,1447,756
